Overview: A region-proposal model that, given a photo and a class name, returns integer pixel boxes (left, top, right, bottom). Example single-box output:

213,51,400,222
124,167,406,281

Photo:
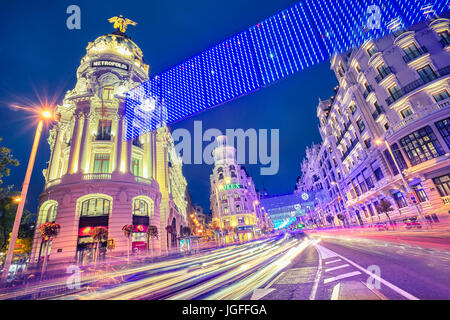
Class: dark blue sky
0,0,337,214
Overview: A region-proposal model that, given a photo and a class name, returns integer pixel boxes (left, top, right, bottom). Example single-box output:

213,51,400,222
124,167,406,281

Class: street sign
107,239,115,250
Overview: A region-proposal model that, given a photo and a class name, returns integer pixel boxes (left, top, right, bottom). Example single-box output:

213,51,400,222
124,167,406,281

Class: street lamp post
1,110,52,284
374,138,427,227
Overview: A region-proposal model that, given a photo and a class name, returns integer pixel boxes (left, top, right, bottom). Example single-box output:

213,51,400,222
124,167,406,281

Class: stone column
67,112,81,174
77,111,90,173
114,114,124,172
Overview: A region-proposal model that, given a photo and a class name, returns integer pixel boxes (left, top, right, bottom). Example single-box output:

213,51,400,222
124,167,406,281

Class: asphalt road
248,234,450,300
1,232,449,300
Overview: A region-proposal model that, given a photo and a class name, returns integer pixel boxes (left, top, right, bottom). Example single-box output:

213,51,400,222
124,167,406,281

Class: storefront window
433,174,450,197
435,117,450,150
133,199,149,216
412,183,429,203
393,192,408,208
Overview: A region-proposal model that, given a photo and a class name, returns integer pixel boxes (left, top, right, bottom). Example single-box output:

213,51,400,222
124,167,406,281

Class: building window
412,183,429,203
93,154,110,173
103,86,114,100
400,107,413,119
357,174,367,193
223,207,229,214
367,45,377,57
131,158,140,176
402,43,421,60
417,65,437,83
384,143,408,175
236,205,242,212
439,31,450,45
435,117,450,149
393,192,408,208
388,85,402,101
40,203,58,223
432,90,449,102
433,174,450,197
96,119,112,141
133,199,151,216
234,193,240,199
371,162,384,181
362,169,374,190
377,63,391,78
356,118,365,133
399,126,445,166
80,198,111,216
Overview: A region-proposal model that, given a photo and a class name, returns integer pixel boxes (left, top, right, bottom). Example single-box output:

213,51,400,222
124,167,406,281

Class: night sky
0,0,337,214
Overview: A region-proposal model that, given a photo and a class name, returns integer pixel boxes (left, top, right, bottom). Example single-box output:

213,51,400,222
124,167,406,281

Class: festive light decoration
125,0,448,139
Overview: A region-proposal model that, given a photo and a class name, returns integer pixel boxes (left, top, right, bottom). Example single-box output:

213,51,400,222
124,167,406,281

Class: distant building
209,136,263,242
297,14,450,227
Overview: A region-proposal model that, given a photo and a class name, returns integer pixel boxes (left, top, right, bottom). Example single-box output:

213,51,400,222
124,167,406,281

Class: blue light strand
125,0,449,140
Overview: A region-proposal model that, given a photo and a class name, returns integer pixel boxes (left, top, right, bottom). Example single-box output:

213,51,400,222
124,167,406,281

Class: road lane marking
336,253,419,300
330,283,341,300
309,243,323,300
323,271,362,284
265,271,285,289
315,244,339,259
251,288,275,300
325,259,342,265
325,264,350,272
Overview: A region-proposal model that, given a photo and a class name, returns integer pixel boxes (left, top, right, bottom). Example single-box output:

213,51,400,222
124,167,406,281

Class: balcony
363,85,374,99
442,195,450,205
440,38,450,47
386,65,450,106
335,121,352,146
372,105,385,120
402,46,428,63
95,133,112,141
341,139,359,162
387,97,450,137
83,173,111,180
375,67,394,83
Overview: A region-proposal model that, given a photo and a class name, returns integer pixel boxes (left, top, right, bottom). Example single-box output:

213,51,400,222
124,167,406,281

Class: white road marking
325,264,350,272
265,271,285,289
324,271,362,284
315,244,339,259
251,288,275,300
336,253,419,300
309,241,323,300
325,259,342,265
330,283,341,300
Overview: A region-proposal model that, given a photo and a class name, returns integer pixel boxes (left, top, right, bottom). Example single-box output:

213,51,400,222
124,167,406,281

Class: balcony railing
83,173,111,180
402,46,428,63
135,176,153,185
387,97,450,137
442,195,450,205
45,178,61,189
335,121,352,145
132,138,144,148
375,66,394,83
341,139,359,162
386,65,450,106
95,133,112,141
363,85,374,99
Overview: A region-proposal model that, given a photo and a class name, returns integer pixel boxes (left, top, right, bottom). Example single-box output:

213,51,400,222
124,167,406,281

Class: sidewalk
305,223,450,251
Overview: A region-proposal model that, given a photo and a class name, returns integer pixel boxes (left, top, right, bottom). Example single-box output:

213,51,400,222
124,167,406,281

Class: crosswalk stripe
325,264,350,272
323,271,361,284
324,259,342,265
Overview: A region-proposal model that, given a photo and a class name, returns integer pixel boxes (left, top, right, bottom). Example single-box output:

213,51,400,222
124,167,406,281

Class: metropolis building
297,15,450,227
209,136,269,243
29,24,189,266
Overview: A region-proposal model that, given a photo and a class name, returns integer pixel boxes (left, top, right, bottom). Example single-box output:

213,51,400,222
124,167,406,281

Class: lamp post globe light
1,109,53,284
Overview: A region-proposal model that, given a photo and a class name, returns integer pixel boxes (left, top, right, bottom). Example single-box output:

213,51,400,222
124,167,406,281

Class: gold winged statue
108,15,137,33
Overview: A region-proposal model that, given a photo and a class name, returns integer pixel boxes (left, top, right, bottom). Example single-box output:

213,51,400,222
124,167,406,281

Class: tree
0,138,19,187
39,222,61,279
375,198,394,228
92,227,108,264
182,226,191,237
146,225,158,258
326,215,335,226
337,213,346,227
122,225,133,263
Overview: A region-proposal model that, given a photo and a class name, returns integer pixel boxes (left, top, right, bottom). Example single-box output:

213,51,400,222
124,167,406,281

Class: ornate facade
29,26,188,266
209,136,264,243
297,15,450,227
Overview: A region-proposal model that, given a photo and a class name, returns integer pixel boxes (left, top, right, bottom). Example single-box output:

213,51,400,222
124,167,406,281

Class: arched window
39,201,58,224
80,198,111,217
132,197,154,217
217,167,223,173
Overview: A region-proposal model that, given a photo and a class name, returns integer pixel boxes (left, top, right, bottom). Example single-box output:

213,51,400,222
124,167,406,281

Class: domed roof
85,32,144,61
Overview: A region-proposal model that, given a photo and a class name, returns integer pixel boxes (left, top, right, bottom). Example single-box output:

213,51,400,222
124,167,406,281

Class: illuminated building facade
298,15,450,227
125,0,448,137
29,26,188,266
210,136,262,242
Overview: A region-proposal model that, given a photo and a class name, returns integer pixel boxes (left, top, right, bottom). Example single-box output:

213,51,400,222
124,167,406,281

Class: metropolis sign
91,60,129,71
